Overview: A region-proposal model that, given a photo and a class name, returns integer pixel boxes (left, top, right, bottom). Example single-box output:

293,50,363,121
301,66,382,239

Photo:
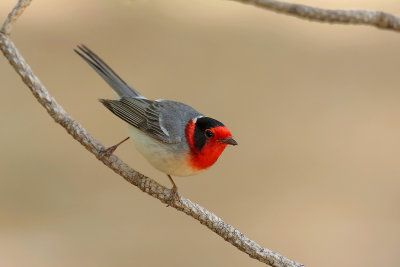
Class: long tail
74,45,144,99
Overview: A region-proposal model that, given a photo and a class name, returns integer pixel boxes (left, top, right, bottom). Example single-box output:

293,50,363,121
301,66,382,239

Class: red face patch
185,119,232,170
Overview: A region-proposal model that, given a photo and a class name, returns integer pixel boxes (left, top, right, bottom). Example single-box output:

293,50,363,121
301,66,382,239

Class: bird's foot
99,137,130,158
166,184,180,207
99,145,118,158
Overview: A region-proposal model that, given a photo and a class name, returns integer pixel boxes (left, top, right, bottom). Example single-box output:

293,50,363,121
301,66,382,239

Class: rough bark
232,0,400,32
0,1,304,266
4,0,399,266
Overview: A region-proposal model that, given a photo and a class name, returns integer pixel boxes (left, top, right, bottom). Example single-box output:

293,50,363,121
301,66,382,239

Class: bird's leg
99,137,130,158
167,174,180,205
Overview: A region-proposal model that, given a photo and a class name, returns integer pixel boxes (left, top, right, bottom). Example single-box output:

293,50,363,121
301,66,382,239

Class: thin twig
0,1,304,267
232,0,400,32
1,0,32,35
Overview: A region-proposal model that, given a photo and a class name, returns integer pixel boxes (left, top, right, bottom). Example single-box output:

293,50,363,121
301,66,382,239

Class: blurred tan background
1,0,400,266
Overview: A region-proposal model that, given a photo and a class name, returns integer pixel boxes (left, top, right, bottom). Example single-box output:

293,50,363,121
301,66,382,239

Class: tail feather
74,45,144,99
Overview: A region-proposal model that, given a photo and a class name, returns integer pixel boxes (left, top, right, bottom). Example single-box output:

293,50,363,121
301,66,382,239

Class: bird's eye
205,129,214,138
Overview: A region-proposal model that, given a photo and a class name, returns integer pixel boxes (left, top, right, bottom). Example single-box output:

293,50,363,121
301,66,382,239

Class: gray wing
75,45,144,98
100,98,201,144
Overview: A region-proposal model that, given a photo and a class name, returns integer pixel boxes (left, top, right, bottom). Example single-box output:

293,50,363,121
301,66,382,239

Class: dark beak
218,137,238,146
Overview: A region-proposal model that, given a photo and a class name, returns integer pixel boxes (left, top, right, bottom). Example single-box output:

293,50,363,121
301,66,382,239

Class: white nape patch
155,99,165,102
192,115,204,123
158,116,170,137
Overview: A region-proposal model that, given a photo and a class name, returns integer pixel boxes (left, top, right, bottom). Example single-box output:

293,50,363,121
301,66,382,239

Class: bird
74,45,237,201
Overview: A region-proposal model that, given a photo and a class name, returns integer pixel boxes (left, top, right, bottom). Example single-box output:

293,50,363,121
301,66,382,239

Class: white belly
128,126,204,177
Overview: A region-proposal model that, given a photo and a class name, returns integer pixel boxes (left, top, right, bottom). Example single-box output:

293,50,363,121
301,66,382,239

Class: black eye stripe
192,117,224,151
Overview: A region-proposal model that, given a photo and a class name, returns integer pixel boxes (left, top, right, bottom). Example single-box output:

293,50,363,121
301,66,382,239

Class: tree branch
0,1,304,267
232,0,400,32
1,0,32,35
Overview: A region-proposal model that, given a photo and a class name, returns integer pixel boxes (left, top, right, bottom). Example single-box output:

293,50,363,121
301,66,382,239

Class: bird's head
185,117,237,171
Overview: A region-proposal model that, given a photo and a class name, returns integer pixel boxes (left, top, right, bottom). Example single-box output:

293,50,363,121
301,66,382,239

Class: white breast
128,126,204,177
